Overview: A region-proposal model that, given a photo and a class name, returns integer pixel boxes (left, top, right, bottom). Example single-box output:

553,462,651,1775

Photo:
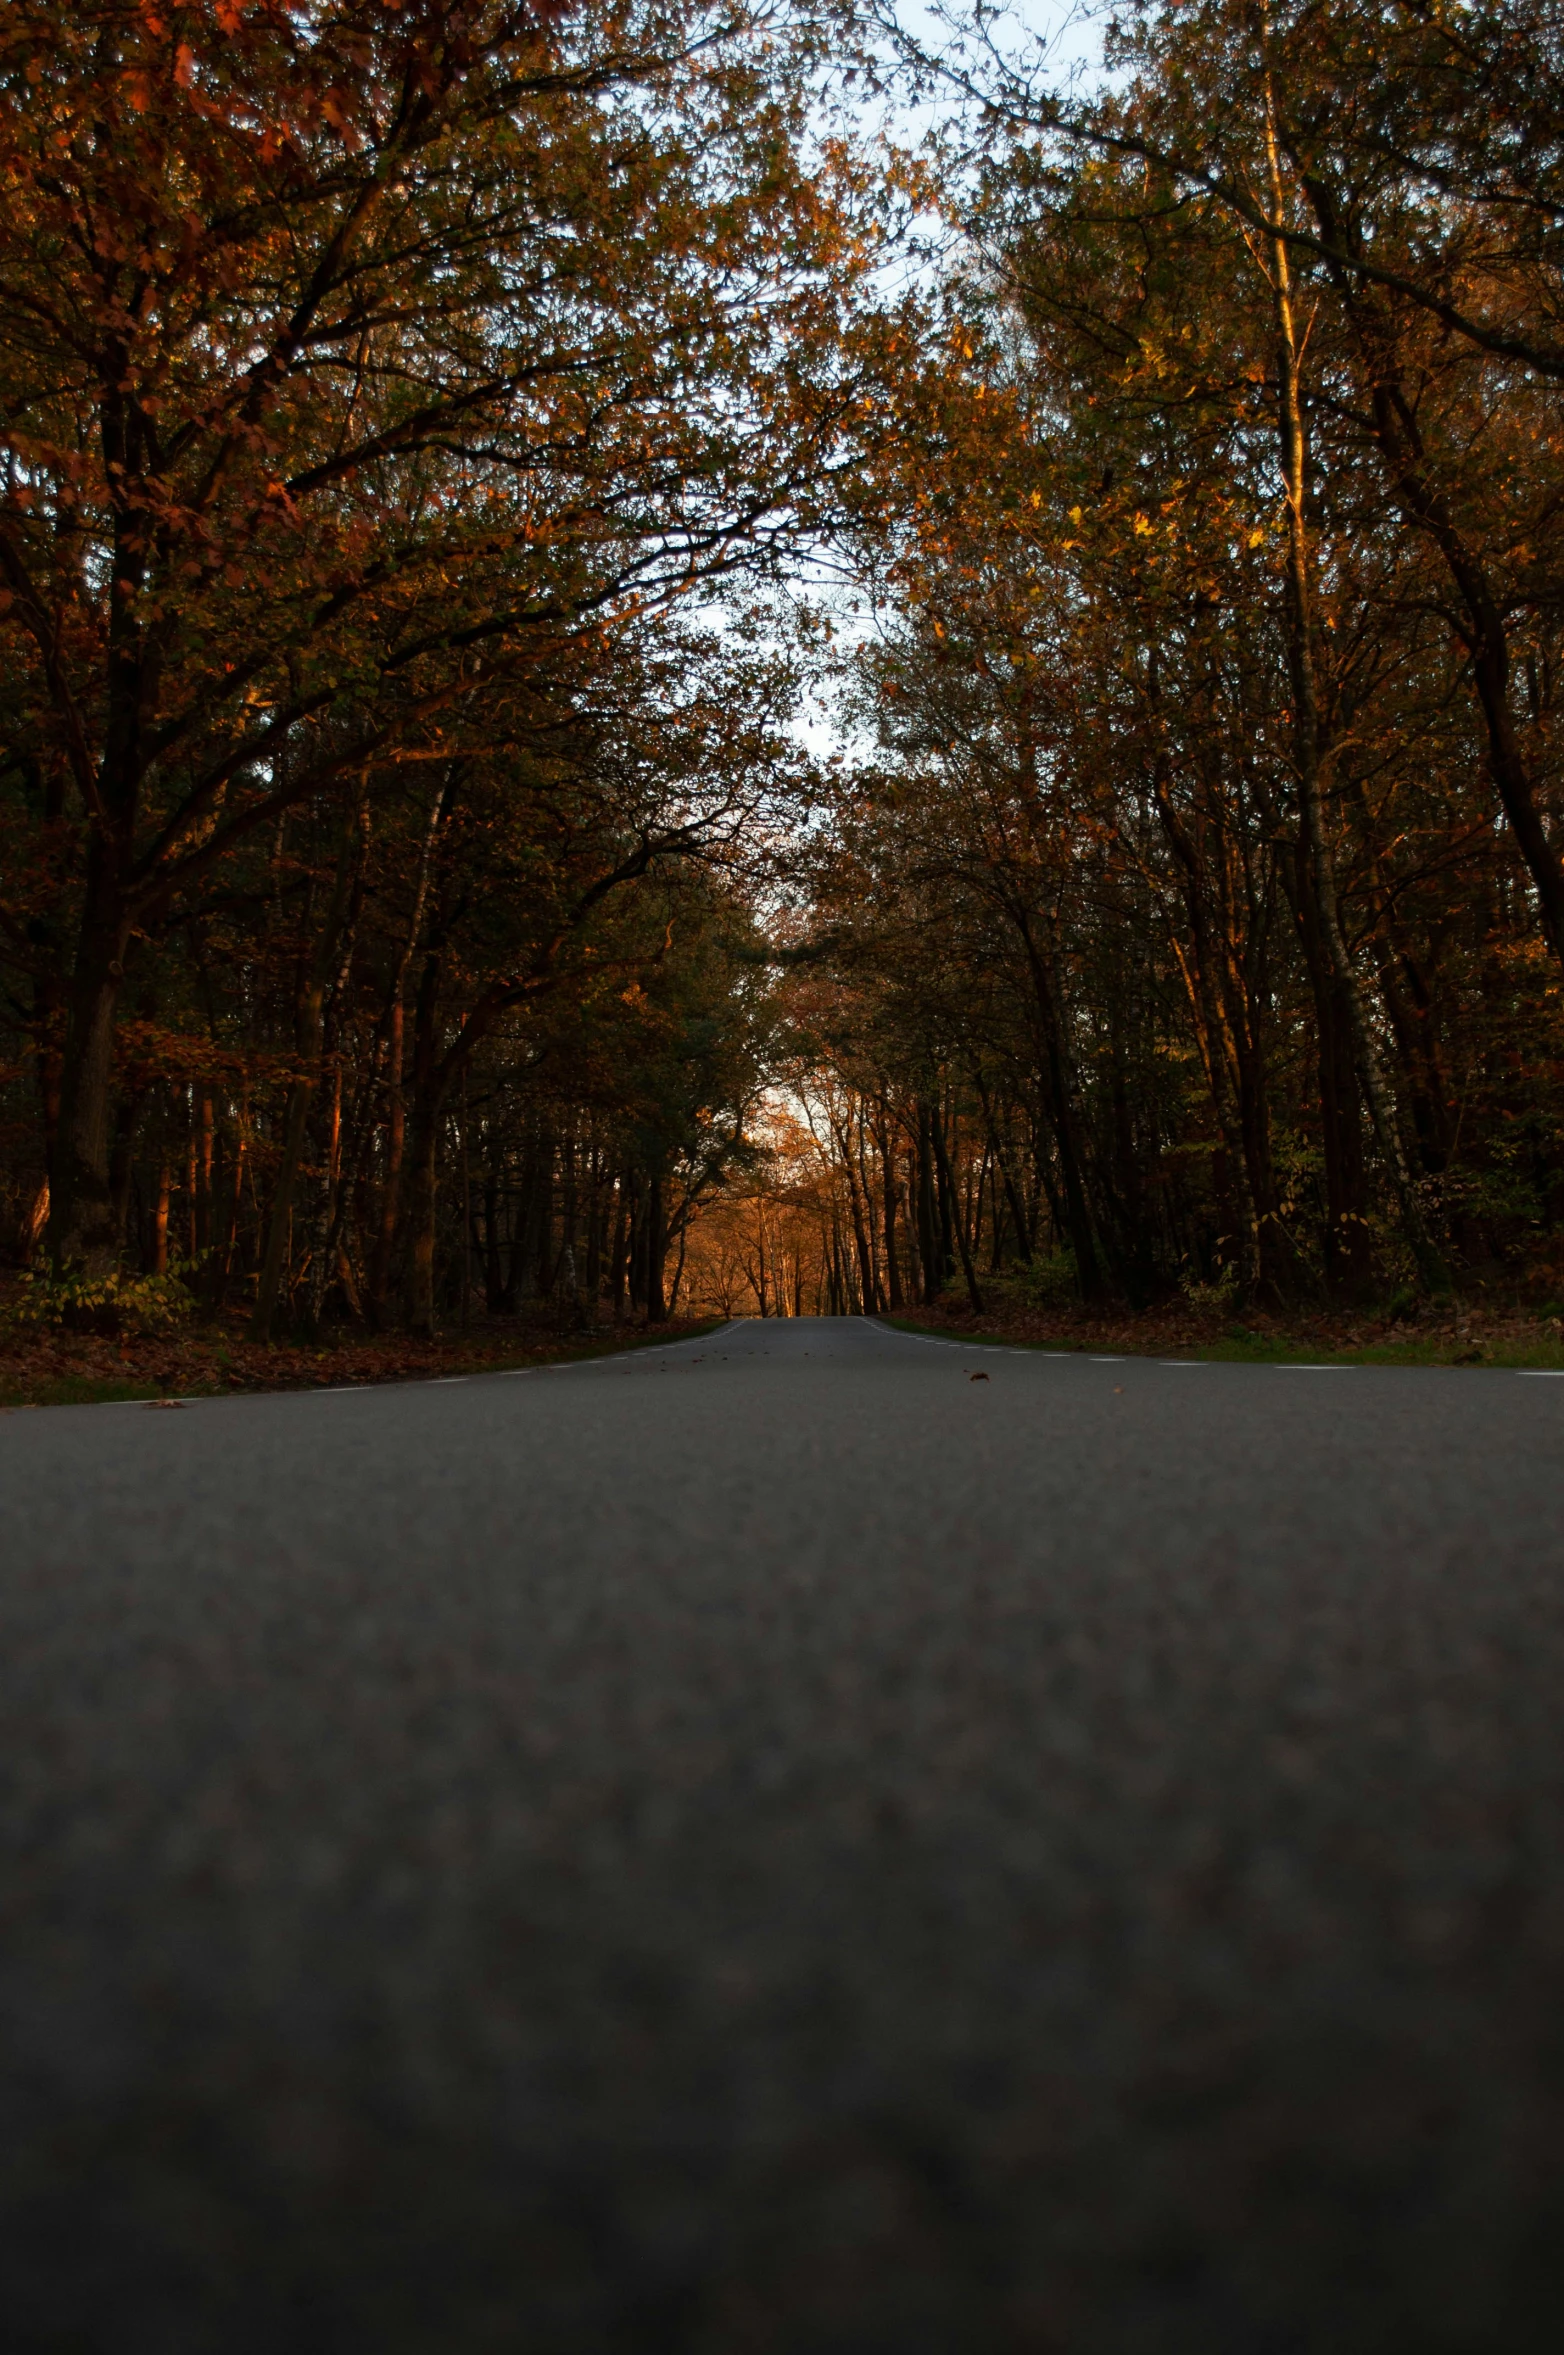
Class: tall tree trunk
558,1134,578,1308
368,995,406,1322
306,831,365,1333
611,1178,630,1322
28,970,64,1265
646,1167,667,1322
1283,844,1372,1293
974,1072,1032,1262
368,788,444,1323
857,1112,884,1309
932,1102,984,1313
1147,749,1267,1300
533,1128,557,1301
901,1142,922,1301
210,1095,248,1309
1261,72,1448,1295
667,1217,688,1316
153,1157,171,1276
877,1096,906,1307
400,950,449,1342
1012,910,1104,1299
252,828,359,1342
627,1173,645,1313
108,1083,145,1254
932,1098,957,1287
195,1092,214,1258
48,860,133,1274
402,1105,440,1341
834,1113,879,1313
584,1148,604,1310
484,1166,504,1311
915,1102,940,1304
457,1068,473,1331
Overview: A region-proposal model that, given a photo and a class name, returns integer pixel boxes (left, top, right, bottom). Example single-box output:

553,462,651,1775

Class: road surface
3,1315,1563,2352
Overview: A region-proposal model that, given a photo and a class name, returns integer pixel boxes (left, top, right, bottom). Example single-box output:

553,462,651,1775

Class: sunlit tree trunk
1261,62,1447,1295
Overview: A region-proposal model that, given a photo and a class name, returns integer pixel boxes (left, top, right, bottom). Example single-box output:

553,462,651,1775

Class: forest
4,0,1564,1378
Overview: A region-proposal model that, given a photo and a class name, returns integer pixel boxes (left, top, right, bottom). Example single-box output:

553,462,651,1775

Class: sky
887,0,1111,108
784,3,1113,770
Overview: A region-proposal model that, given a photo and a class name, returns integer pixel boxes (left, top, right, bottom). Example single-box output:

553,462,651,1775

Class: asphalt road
3,1315,1564,2354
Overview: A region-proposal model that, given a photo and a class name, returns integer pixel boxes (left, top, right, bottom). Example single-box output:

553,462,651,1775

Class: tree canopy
5,0,1563,1341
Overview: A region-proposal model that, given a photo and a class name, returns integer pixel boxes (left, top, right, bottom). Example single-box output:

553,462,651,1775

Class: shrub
1179,1265,1240,1314
984,1249,1080,1311
3,1266,196,1340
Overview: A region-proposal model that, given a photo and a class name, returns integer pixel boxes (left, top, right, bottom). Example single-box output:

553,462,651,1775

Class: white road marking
872,1323,1053,1355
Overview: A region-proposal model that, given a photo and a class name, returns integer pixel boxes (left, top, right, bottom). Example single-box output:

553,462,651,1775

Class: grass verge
881,1311,1564,1372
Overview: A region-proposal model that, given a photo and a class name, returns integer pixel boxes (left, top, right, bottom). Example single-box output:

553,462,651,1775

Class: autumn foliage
0,0,898,1337
769,0,1564,1322
4,1,1564,1348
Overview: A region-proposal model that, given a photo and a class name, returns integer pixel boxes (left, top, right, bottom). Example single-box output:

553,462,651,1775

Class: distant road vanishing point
3,1317,1563,2352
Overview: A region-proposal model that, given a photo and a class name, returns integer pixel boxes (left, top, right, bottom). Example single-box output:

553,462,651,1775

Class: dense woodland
4,0,1564,1344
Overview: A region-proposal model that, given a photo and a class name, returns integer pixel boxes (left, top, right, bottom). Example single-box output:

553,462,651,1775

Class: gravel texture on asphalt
3,1315,1564,2353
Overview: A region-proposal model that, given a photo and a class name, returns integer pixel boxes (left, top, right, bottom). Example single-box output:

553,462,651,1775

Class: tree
0,0,892,1268
800,0,1564,1303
